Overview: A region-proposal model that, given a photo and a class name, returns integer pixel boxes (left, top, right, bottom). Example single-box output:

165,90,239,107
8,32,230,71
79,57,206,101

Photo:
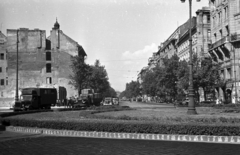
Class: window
0,79,4,85
219,29,222,38
218,12,221,24
227,68,231,79
46,52,51,61
46,77,52,84
225,25,229,36
0,53,4,60
225,6,228,19
46,63,51,73
1,92,3,97
207,15,210,23
0,67,2,73
214,33,217,42
207,29,211,39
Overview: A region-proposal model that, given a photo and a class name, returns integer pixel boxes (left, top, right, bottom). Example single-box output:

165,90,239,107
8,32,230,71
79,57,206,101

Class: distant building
177,7,210,61
156,7,210,64
0,19,86,106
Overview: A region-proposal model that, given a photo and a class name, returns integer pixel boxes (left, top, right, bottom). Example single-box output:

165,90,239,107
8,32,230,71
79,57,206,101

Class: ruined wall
50,29,78,56
0,28,80,107
7,28,46,53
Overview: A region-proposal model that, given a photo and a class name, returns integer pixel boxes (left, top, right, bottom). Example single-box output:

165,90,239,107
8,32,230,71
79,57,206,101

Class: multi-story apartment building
156,25,181,66
208,0,240,103
148,52,159,70
177,7,211,61
0,20,86,106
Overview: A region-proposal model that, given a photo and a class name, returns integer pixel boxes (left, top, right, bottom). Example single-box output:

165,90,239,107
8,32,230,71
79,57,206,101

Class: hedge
1,117,240,136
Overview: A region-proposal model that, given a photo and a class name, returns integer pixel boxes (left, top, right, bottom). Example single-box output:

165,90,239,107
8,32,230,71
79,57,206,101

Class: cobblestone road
1,134,240,155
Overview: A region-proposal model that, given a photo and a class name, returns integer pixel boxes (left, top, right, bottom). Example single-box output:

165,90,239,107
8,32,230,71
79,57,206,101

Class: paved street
120,100,174,109
0,133,240,155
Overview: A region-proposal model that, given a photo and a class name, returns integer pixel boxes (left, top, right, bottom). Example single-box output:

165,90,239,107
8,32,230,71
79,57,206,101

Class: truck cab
14,88,57,111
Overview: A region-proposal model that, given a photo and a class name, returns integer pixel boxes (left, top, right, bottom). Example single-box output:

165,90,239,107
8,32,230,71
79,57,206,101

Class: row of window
0,51,51,61
0,77,52,86
213,25,229,42
212,6,228,27
177,34,198,53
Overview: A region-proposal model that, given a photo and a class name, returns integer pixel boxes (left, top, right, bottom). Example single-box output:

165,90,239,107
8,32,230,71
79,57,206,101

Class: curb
5,126,240,144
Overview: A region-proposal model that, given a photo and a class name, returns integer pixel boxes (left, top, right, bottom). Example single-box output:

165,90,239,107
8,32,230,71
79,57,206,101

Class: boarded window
46,77,52,84
0,79,4,85
0,53,4,60
0,67,2,73
46,52,51,61
46,63,51,73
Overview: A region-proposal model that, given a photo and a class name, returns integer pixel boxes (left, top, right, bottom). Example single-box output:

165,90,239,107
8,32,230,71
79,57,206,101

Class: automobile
112,98,119,105
103,97,113,105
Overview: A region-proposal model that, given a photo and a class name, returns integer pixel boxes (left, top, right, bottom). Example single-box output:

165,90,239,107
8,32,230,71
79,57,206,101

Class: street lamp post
181,0,199,114
15,29,19,102
233,44,238,103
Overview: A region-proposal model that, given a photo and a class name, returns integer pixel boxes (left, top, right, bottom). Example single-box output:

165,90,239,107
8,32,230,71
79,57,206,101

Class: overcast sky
0,0,209,92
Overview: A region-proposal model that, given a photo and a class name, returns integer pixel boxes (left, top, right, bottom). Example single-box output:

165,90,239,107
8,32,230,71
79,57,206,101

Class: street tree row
121,54,222,102
69,55,117,98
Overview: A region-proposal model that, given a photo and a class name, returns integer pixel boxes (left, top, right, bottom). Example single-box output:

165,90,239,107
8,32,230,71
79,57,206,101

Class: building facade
0,20,86,106
177,7,210,61
208,0,240,103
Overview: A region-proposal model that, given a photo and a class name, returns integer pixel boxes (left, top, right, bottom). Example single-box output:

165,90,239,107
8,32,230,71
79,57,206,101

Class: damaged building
0,20,86,106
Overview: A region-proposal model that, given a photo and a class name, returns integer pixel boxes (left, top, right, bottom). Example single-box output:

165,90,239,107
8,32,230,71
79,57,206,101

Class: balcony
231,33,240,42
209,36,230,50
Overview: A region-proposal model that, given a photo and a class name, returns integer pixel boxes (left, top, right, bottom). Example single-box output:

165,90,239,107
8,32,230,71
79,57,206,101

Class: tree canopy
121,54,221,102
69,57,115,97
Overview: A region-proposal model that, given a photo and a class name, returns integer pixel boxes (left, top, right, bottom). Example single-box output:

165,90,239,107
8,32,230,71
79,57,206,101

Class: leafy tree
120,81,141,99
102,87,117,98
196,57,221,101
69,55,91,95
88,60,110,93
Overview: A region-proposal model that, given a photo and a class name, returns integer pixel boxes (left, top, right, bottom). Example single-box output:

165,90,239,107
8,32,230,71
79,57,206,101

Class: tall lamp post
15,29,19,102
181,0,200,114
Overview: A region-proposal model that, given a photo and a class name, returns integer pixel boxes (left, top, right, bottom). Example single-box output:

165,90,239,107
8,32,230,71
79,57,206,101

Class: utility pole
15,29,19,102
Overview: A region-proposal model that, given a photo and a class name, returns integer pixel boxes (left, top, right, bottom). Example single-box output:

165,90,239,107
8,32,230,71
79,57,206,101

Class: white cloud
122,43,157,65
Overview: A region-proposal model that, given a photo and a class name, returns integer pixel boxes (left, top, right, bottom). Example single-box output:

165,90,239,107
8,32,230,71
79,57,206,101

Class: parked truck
79,89,103,106
14,88,57,111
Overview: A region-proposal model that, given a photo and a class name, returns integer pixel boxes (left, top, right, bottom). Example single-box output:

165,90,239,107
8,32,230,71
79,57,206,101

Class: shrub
1,117,240,136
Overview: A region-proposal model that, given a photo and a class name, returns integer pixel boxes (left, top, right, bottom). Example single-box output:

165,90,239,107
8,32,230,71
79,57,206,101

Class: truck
14,88,57,111
79,89,103,106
